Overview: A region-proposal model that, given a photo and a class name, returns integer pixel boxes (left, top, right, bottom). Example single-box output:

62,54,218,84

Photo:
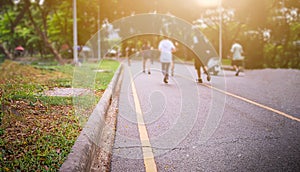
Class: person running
194,56,211,83
141,41,152,74
230,39,244,76
125,46,133,66
170,41,179,76
158,37,176,83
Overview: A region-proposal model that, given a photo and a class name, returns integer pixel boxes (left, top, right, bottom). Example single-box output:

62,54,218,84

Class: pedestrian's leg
142,57,146,72
232,65,237,71
166,63,170,76
146,58,151,74
171,61,174,76
162,63,166,76
162,63,170,83
236,65,240,76
202,66,211,81
165,63,170,81
162,63,167,83
196,68,202,83
127,53,131,66
232,64,239,76
235,60,242,76
232,59,238,73
241,60,245,72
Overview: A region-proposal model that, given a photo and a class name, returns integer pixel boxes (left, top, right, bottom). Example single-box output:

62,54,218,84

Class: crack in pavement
113,146,184,151
197,135,281,148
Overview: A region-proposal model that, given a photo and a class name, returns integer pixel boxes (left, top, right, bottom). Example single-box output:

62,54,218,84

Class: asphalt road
111,60,300,172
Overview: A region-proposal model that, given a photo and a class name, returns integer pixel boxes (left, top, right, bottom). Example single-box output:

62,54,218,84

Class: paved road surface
111,60,300,171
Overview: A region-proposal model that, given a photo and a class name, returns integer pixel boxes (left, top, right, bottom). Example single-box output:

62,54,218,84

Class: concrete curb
60,63,123,172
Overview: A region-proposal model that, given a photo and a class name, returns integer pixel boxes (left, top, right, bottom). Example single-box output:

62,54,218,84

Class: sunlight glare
197,0,221,7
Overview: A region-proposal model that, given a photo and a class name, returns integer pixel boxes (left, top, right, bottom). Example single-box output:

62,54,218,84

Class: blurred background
0,0,299,68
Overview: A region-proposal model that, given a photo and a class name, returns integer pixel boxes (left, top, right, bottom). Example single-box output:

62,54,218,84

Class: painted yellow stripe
129,69,157,172
203,83,300,122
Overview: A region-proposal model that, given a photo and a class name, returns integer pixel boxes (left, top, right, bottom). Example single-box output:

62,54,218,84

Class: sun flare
197,0,221,7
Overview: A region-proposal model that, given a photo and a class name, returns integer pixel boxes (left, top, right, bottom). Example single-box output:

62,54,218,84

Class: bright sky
197,0,221,7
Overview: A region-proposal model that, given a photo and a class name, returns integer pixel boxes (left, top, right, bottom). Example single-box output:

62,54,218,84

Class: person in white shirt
230,39,244,76
158,37,176,83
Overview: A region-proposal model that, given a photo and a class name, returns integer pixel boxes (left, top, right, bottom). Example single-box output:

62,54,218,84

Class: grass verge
0,59,119,171
221,58,232,66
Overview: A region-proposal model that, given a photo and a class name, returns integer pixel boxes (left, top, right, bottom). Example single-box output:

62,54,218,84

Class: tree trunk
26,1,65,65
11,2,30,32
0,43,13,60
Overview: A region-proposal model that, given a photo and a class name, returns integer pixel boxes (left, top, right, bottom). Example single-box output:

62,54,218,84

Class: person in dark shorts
141,41,152,74
125,46,134,66
194,56,211,83
230,40,244,76
231,59,244,75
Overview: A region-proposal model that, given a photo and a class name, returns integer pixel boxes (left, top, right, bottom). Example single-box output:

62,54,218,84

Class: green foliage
47,1,73,52
0,54,5,63
261,18,300,69
197,0,299,69
1,0,299,68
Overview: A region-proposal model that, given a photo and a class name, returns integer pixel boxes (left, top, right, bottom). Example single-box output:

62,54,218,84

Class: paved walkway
111,60,300,171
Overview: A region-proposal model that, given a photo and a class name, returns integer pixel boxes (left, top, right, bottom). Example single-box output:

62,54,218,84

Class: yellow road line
203,83,300,122
129,69,157,172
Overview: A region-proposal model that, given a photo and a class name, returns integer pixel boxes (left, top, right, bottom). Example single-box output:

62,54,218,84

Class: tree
0,0,298,68
264,0,300,68
22,0,65,64
0,0,27,59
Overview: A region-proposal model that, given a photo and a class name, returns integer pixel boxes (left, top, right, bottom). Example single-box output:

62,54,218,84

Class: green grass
0,59,119,171
221,58,231,66
95,59,120,91
0,54,5,63
2,114,80,171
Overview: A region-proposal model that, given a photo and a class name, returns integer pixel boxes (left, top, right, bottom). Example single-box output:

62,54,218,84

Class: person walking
125,46,133,66
141,41,152,74
230,39,244,76
158,37,176,83
194,56,211,83
170,41,179,76
190,29,211,83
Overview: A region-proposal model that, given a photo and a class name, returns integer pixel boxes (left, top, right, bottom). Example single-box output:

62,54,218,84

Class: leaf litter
0,60,94,171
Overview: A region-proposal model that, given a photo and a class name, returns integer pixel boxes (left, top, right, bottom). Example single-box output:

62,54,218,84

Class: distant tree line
0,0,299,68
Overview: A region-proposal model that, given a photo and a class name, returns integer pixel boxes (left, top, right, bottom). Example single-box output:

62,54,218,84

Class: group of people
126,37,244,84
139,36,212,84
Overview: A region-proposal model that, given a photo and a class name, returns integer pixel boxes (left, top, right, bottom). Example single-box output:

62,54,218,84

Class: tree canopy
0,0,299,68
